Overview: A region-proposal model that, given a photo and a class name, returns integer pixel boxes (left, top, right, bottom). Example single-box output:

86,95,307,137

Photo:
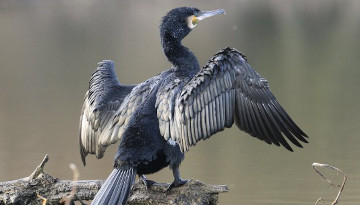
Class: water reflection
0,1,359,204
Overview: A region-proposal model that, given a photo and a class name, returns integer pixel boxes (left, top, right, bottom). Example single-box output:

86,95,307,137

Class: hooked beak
197,9,226,21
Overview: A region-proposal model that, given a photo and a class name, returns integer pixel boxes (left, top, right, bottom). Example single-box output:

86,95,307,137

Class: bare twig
60,163,82,205
313,163,347,205
28,154,49,180
314,197,324,205
37,194,47,205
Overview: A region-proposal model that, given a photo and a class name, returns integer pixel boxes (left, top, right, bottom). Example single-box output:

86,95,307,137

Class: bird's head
160,7,225,42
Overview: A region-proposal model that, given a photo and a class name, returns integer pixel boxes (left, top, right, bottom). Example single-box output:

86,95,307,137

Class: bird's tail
92,167,136,205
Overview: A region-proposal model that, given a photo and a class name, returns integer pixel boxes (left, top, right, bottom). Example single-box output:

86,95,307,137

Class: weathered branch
0,154,101,205
0,155,228,205
128,179,228,205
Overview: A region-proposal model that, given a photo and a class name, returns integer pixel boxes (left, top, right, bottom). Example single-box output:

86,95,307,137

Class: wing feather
157,47,308,152
79,61,136,165
79,61,161,165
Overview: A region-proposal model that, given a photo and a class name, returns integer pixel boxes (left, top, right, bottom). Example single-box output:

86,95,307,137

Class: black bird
79,7,308,205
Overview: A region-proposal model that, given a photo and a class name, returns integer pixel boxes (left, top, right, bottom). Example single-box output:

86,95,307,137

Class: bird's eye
187,15,199,29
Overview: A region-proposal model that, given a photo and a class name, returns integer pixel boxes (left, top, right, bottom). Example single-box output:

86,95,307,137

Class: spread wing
79,60,135,165
158,47,308,152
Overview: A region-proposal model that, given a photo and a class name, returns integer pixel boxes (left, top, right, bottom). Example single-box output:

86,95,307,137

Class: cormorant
79,7,308,205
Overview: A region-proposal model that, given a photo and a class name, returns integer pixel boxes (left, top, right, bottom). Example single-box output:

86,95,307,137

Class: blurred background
0,0,359,204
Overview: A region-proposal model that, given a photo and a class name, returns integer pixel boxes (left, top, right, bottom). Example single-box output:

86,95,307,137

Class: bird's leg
168,165,188,189
138,174,156,188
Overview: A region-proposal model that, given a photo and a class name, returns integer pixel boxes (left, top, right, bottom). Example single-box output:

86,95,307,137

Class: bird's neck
162,36,200,73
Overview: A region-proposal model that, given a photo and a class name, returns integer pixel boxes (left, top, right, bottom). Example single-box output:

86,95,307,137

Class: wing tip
93,60,117,78
80,150,87,166
97,60,115,68
285,133,310,152
218,47,247,59
299,133,309,142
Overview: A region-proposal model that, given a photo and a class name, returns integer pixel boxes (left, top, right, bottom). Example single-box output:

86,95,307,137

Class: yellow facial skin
187,9,225,29
192,16,199,25
187,15,199,29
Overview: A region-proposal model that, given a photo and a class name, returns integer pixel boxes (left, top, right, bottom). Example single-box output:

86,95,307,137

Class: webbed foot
138,174,156,188
168,164,188,190
168,178,189,190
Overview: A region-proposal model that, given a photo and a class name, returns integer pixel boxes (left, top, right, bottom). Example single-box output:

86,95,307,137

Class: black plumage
79,7,308,205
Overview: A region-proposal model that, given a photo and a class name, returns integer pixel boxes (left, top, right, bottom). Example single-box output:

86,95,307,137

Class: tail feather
92,167,136,205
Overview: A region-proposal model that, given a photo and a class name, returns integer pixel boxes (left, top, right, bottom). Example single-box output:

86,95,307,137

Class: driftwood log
0,155,228,205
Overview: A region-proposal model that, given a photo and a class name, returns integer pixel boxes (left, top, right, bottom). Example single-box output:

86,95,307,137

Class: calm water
1,1,360,204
